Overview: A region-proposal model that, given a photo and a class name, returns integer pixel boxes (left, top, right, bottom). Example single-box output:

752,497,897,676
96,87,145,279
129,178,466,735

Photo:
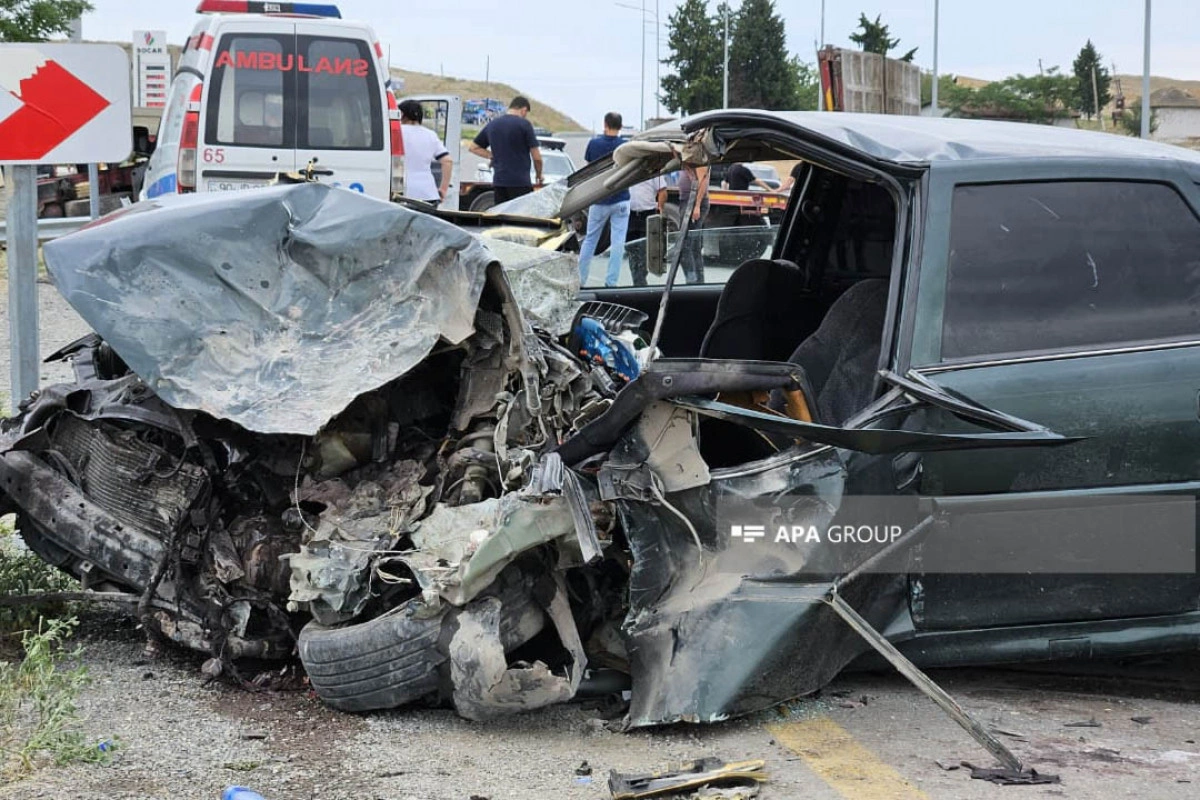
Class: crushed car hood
44,184,512,436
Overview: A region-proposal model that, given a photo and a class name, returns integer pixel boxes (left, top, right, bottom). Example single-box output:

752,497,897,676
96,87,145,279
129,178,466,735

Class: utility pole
655,0,660,120
817,0,825,110
931,0,940,113
638,0,646,128
1092,65,1105,130
722,4,729,108
1141,0,1152,138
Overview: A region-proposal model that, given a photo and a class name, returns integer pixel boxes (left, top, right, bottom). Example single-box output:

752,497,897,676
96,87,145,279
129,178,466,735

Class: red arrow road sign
0,59,111,160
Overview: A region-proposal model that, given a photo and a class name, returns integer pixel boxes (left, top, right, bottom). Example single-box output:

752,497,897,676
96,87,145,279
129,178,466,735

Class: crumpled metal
42,184,493,435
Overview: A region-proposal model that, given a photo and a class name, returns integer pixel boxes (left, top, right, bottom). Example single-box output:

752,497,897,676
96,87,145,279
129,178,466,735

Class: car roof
656,109,1200,168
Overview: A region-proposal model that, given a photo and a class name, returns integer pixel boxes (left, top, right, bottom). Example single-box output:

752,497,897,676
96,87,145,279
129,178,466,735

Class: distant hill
390,68,585,133
1113,74,1200,105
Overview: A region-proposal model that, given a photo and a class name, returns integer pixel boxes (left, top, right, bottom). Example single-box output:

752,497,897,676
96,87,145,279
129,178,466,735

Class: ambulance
140,1,401,201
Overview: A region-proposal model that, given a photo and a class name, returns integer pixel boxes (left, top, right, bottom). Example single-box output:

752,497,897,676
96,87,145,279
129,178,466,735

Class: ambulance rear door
198,18,298,193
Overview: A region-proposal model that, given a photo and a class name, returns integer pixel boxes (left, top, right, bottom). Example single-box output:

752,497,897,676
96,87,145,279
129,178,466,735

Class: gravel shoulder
0,276,93,401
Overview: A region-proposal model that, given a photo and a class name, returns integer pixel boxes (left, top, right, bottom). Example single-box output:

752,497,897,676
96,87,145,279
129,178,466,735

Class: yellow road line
768,717,930,800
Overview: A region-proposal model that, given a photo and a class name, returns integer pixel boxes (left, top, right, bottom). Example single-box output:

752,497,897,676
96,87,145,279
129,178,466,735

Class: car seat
783,278,890,426
698,258,820,362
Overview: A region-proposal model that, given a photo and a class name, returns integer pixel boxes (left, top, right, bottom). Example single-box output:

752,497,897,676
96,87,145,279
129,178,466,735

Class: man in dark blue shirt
578,112,631,286
469,96,544,203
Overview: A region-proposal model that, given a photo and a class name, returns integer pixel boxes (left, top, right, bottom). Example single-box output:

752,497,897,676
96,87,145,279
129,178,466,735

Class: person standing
578,112,631,287
626,175,667,286
469,96,543,204
780,161,804,192
398,100,453,205
677,163,710,284
722,162,774,192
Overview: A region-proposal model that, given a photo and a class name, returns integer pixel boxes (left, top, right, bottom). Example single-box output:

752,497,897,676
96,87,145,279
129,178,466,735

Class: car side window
942,181,1200,361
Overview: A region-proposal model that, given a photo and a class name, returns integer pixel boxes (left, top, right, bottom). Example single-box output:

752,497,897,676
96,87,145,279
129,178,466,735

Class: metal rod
832,515,935,593
88,163,100,219
931,0,940,112
825,590,1025,773
1141,0,1152,138
6,164,39,414
647,188,694,357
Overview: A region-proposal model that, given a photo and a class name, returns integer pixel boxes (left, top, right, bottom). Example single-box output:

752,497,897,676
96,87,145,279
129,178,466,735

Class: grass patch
0,519,114,778
1,517,78,648
0,617,115,778
223,760,262,772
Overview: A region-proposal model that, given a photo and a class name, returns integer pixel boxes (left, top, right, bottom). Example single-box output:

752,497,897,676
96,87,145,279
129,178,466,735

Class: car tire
299,603,447,712
469,191,496,213
298,566,548,713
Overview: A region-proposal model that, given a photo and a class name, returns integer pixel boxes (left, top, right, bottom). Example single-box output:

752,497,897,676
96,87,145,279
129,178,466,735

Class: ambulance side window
207,34,293,148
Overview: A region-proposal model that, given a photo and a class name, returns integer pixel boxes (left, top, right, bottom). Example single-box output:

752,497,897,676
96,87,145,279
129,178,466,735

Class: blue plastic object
222,788,267,800
574,316,640,382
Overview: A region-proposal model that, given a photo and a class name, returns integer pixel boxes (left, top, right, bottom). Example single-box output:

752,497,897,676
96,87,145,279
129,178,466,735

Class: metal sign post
0,43,132,412
5,166,37,411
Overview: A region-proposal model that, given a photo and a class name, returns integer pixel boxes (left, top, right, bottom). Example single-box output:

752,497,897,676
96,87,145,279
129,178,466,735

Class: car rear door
199,19,297,192
294,22,388,199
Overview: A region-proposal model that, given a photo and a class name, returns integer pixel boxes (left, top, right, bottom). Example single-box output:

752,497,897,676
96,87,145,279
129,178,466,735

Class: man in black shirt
470,97,544,203
781,161,804,192
722,162,773,192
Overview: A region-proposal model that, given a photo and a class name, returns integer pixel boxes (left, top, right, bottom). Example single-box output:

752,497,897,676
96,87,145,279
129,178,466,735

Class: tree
1071,40,1112,119
921,73,958,107
728,0,802,109
660,0,723,115
1119,103,1159,136
849,13,917,62
0,0,92,42
793,59,820,111
945,68,1076,125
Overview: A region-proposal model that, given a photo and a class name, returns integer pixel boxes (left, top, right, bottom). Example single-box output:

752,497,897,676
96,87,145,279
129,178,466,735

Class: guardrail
0,216,90,246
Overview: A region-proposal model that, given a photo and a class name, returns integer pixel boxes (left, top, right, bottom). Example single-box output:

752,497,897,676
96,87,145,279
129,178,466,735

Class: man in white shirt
398,100,453,205
626,175,667,286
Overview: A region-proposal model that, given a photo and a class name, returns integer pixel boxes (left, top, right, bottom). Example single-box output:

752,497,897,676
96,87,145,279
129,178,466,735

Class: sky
76,0,1197,131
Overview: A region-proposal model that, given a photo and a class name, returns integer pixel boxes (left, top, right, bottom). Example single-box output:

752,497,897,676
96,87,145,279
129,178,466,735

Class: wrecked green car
4,111,1200,728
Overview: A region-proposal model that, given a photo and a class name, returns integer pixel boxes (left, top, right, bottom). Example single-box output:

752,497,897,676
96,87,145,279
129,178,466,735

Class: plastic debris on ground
608,757,768,799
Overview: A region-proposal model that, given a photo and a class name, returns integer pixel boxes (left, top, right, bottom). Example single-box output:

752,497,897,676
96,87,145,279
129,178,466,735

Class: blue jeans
677,188,710,284
578,200,631,287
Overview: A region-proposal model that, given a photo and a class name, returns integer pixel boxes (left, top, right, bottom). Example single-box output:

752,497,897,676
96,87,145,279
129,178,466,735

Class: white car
141,1,400,202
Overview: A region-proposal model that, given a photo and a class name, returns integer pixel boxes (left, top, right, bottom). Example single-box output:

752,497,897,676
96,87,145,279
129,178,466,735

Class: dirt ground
2,607,1198,800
